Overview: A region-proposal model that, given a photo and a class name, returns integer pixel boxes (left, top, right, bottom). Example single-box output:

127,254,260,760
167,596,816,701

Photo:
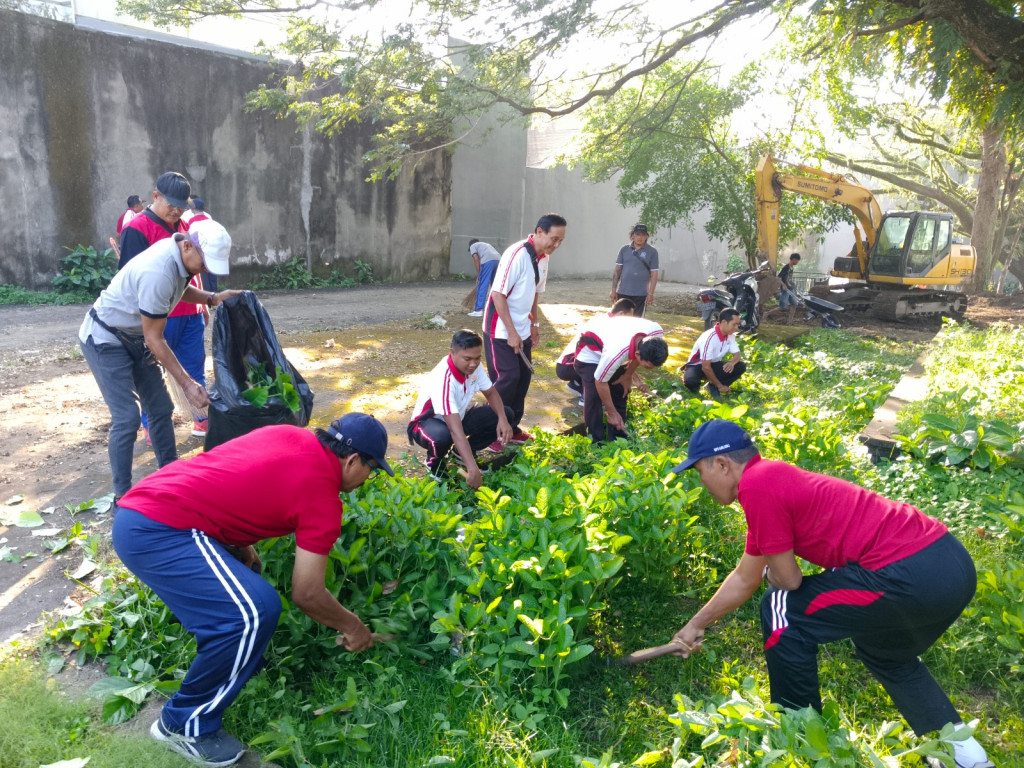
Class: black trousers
760,533,975,735
555,359,582,391
683,360,747,392
408,405,513,471
484,335,532,430
618,294,647,317
575,361,628,443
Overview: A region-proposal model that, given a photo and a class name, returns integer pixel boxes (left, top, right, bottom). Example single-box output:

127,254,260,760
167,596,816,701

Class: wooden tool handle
613,642,685,666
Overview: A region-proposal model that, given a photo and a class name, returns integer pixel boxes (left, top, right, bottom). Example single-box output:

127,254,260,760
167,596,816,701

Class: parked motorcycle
797,291,843,329
697,261,769,333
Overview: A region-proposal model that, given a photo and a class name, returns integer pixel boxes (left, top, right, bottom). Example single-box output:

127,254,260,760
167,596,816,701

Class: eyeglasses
360,456,381,475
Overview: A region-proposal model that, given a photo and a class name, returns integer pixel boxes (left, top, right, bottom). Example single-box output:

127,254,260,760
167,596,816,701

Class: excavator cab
869,212,950,278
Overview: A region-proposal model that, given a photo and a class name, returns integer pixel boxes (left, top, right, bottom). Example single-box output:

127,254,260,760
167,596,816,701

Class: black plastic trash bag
205,291,314,450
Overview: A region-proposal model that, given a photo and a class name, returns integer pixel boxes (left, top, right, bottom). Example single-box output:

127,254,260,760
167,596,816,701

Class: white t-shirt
687,325,740,366
575,316,663,382
410,355,494,423
79,235,191,345
484,237,548,340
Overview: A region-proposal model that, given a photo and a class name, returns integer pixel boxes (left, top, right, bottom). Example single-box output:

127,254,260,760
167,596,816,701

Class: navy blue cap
673,419,754,472
327,413,394,476
156,171,191,208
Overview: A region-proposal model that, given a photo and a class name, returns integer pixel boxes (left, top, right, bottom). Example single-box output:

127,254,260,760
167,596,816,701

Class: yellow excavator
754,154,975,321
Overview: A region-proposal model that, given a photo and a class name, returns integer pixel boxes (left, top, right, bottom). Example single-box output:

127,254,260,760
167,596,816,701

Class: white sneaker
467,310,483,317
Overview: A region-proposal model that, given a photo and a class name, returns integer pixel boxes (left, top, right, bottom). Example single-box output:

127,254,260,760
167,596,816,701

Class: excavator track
810,284,968,324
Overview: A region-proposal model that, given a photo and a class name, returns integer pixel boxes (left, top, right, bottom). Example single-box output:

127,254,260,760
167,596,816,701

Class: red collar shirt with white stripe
687,324,740,367
575,316,663,382
410,354,494,423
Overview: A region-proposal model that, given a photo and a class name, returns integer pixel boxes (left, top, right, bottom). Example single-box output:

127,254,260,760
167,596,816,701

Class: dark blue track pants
112,508,281,737
760,532,975,735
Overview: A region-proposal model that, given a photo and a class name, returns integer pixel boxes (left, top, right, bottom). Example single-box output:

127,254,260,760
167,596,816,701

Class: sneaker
191,420,209,438
565,381,583,396
151,716,245,767
485,439,505,453
578,396,585,407
509,430,533,444
467,310,483,317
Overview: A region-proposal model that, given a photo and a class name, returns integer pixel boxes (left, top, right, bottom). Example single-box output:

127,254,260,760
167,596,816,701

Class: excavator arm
754,154,883,275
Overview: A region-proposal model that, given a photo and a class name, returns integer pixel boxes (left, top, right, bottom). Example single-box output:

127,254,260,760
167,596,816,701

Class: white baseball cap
189,219,232,276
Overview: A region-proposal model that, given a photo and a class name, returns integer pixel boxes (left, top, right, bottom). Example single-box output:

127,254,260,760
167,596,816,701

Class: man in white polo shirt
409,330,514,488
573,315,668,443
79,222,239,500
482,213,567,450
683,307,746,397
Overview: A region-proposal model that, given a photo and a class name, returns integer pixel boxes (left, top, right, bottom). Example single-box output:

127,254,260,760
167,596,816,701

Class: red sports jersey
739,455,947,570
119,426,346,555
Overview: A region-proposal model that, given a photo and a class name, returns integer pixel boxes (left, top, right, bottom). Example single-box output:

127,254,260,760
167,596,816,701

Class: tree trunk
971,121,1007,291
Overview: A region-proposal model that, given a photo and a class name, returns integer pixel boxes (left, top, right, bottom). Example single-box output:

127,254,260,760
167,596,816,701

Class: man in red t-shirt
112,414,394,768
667,420,992,768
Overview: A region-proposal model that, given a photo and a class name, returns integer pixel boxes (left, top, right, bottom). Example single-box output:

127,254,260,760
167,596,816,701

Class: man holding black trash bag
113,413,393,768
79,221,239,501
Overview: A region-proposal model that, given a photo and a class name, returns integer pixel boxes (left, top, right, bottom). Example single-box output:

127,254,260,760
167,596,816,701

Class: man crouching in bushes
112,413,393,768
669,419,993,768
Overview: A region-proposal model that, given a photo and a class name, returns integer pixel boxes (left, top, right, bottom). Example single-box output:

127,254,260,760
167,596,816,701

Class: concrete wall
450,108,731,285
0,9,451,289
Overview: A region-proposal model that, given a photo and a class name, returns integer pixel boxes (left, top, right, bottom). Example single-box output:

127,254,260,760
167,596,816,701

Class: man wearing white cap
79,220,239,501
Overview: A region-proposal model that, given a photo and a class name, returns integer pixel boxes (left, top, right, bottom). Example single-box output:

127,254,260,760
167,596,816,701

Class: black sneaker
150,716,245,767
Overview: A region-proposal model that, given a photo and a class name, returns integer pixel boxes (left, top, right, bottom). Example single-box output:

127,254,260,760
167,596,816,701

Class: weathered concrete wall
0,10,451,289
450,107,730,285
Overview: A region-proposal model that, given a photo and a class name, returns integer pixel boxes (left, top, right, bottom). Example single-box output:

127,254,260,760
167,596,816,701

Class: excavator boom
754,154,882,274
753,154,974,322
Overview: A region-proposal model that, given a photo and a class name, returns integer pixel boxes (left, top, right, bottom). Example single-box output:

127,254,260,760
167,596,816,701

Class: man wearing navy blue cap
668,419,992,768
112,413,393,768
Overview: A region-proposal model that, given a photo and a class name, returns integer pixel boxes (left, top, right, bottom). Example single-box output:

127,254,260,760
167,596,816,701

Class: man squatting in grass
670,420,994,768
112,413,394,768
573,313,669,443
482,213,567,451
79,221,239,502
555,298,638,405
408,329,514,488
682,307,746,397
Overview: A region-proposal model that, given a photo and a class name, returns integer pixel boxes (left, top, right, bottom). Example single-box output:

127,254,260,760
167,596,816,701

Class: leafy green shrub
251,256,373,290
898,404,1024,470
52,245,116,296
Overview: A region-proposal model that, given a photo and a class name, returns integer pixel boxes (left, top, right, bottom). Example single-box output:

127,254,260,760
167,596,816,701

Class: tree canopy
116,0,1023,280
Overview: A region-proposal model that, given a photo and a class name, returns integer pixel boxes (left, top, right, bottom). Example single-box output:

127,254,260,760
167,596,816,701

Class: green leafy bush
52,245,117,296
41,324,1024,767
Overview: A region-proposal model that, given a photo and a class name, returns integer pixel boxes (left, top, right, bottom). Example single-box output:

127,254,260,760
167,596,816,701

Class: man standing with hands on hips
610,224,659,317
669,419,994,768
482,213,567,450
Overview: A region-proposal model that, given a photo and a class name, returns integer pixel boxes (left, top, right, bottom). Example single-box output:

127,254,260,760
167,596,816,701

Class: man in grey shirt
79,222,238,500
610,224,659,317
